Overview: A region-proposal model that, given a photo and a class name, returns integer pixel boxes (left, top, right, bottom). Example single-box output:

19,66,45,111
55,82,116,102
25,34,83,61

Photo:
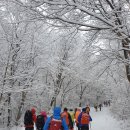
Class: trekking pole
90,122,91,130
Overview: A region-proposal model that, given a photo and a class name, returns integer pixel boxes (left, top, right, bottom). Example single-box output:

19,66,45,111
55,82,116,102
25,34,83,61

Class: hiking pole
90,122,91,130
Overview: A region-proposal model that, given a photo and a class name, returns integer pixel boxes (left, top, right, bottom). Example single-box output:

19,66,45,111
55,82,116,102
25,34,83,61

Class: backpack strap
50,116,63,121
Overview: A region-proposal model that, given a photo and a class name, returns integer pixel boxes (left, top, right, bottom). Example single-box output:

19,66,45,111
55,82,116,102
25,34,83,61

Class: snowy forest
0,0,130,130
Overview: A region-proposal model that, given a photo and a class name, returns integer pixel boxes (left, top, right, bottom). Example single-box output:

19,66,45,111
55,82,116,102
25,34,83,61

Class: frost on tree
15,0,130,82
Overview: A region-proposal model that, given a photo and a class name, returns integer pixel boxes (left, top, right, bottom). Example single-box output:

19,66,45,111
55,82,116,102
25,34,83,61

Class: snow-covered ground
90,107,122,130
0,107,123,130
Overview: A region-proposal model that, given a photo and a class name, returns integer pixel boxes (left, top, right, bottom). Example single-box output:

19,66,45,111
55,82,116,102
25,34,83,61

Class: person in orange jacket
75,108,81,130
61,108,73,130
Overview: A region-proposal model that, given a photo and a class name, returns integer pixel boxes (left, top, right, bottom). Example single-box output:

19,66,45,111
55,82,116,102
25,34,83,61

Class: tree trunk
122,39,130,82
79,93,83,107
7,93,11,127
15,92,26,125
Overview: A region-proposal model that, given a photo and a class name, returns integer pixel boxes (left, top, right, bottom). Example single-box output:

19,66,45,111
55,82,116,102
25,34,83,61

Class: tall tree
15,0,130,82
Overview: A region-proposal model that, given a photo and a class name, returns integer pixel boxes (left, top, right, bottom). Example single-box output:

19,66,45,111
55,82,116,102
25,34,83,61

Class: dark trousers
81,125,89,130
25,127,34,130
76,123,80,130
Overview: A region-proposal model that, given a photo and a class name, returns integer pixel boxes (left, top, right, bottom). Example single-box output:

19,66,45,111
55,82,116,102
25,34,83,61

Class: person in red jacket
31,108,37,123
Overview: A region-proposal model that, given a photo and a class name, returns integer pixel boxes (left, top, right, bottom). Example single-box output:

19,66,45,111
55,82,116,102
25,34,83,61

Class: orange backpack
81,113,90,125
61,112,69,125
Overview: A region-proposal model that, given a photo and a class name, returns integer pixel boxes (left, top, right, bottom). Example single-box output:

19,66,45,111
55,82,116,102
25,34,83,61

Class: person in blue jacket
78,107,92,130
43,106,68,130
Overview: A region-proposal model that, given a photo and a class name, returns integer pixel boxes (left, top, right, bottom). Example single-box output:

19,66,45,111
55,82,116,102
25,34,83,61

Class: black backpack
36,115,45,130
24,110,33,126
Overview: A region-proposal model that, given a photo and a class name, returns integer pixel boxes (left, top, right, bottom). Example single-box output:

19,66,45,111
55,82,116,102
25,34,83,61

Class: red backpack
81,113,90,125
49,118,63,130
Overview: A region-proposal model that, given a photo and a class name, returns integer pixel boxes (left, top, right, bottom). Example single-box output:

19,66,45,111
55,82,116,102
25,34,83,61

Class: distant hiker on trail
103,101,106,106
61,107,73,130
99,104,102,111
78,108,92,130
94,104,98,112
36,110,47,130
24,108,37,130
108,100,111,106
43,106,68,130
105,101,108,107
75,107,81,130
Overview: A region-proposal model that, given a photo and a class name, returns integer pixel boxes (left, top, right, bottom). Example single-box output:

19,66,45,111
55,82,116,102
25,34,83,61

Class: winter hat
82,108,86,112
41,110,47,121
64,107,68,112
40,111,47,117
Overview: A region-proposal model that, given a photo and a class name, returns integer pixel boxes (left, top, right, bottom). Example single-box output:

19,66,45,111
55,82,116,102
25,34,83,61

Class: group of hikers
24,105,92,130
103,100,111,107
94,103,102,112
94,100,111,112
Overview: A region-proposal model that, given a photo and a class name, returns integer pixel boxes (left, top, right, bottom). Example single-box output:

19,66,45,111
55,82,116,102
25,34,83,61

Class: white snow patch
90,107,122,130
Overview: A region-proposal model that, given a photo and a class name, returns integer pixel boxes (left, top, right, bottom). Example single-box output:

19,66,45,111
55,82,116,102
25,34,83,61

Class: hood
31,108,36,114
53,107,61,117
40,111,47,117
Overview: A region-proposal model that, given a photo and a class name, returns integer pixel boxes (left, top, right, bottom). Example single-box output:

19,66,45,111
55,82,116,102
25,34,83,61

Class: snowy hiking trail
1,107,122,130
90,107,121,130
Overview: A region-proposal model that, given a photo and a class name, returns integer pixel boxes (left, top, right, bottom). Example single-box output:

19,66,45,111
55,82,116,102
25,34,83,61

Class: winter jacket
61,112,69,125
75,110,81,124
68,111,74,122
31,108,37,123
43,107,68,130
61,111,73,129
78,112,92,127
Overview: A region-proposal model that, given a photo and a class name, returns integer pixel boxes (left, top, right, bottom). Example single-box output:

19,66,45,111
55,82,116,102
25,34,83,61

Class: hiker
103,101,105,106
94,104,98,112
99,104,102,111
75,107,81,130
61,108,73,130
74,108,77,119
31,108,37,123
68,109,75,126
36,110,47,130
43,106,68,130
24,108,37,130
78,108,92,130
108,100,111,106
105,101,108,107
